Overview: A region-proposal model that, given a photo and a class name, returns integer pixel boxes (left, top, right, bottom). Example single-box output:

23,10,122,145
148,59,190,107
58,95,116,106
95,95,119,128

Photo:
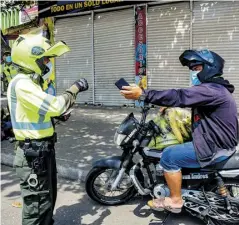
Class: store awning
2,18,38,40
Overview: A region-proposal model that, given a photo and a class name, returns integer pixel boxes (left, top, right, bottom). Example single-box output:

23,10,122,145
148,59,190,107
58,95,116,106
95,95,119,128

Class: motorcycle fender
93,156,122,169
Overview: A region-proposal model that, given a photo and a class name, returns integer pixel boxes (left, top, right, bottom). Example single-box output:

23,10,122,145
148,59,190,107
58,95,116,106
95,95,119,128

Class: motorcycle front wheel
85,167,136,205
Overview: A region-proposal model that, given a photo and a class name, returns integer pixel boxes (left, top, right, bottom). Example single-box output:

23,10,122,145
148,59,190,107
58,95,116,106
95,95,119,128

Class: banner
135,5,147,90
21,6,38,24
38,0,144,18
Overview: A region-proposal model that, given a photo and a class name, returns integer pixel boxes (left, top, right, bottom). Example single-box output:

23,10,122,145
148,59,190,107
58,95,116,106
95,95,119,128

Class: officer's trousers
13,146,57,225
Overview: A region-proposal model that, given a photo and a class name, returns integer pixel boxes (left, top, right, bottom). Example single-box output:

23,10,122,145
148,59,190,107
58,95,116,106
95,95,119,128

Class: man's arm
144,84,223,107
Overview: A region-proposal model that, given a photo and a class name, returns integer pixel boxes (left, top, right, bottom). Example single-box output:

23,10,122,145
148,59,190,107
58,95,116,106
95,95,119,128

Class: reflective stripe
10,78,52,130
38,95,54,123
13,121,52,130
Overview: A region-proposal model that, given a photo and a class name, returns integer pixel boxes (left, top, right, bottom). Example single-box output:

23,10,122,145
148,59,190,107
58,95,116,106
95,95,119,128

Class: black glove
74,78,88,92
68,78,89,94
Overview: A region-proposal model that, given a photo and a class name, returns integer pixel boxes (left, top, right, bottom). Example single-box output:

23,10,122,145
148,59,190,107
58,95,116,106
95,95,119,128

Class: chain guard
183,190,239,223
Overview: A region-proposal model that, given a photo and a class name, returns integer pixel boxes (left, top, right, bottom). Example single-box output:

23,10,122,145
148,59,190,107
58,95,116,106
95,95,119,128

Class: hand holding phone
115,78,130,90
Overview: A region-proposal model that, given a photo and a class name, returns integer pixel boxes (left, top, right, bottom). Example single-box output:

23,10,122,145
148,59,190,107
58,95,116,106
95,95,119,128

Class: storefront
192,1,239,105
147,2,191,90
54,8,135,105
39,1,239,107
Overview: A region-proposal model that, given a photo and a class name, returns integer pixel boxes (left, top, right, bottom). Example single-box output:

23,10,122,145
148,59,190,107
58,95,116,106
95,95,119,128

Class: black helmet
179,49,225,82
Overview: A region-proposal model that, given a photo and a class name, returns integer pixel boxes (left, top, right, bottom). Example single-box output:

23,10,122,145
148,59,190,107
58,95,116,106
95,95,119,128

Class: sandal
147,197,184,213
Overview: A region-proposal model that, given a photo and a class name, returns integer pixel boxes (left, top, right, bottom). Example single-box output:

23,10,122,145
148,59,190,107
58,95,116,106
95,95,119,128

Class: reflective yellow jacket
3,64,18,83
7,73,75,140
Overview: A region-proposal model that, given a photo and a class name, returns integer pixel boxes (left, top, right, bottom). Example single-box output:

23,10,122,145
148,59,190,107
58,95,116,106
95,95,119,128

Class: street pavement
1,165,204,225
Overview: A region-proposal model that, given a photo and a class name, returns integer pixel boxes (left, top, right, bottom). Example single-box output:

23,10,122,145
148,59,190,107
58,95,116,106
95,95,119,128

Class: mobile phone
115,78,130,90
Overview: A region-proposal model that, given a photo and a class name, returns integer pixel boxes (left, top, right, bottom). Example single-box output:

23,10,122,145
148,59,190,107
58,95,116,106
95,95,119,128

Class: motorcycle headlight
114,132,127,146
114,113,139,146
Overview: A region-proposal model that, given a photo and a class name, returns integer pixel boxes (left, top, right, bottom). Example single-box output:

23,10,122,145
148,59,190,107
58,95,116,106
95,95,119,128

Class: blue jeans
160,142,228,172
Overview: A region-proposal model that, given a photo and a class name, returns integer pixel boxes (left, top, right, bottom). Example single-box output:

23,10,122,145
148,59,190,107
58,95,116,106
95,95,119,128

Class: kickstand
160,211,171,225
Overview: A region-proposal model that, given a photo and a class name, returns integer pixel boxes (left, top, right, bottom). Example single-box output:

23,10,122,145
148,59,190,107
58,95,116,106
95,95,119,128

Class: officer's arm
16,79,76,117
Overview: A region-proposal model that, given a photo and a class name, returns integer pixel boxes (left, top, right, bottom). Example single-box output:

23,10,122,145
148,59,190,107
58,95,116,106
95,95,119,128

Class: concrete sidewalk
1,105,158,181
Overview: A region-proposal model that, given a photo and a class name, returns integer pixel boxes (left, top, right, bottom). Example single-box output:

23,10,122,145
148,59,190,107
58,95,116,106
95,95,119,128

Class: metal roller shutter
54,15,93,104
193,1,239,106
94,8,134,106
147,2,191,90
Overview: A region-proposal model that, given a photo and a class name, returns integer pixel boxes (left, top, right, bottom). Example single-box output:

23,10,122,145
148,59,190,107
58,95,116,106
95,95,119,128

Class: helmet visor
179,50,214,68
43,41,70,58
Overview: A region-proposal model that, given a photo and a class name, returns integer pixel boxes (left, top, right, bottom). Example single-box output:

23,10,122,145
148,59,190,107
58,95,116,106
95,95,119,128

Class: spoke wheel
85,167,136,205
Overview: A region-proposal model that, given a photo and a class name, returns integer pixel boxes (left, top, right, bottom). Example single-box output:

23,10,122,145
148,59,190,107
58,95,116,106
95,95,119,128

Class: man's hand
69,78,89,95
120,84,143,100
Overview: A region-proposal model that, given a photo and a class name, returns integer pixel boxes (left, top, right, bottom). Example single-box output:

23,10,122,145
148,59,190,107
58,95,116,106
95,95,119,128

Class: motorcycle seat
205,146,239,170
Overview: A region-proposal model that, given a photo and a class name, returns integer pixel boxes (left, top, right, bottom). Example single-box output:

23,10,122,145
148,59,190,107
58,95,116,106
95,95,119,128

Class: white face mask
190,70,201,86
43,61,53,80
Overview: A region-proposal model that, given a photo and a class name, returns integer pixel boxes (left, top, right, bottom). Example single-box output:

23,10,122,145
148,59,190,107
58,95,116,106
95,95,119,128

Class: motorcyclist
120,49,238,213
7,34,89,225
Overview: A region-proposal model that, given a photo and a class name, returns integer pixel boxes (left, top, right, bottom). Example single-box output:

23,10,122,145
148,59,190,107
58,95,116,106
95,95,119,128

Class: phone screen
115,78,129,90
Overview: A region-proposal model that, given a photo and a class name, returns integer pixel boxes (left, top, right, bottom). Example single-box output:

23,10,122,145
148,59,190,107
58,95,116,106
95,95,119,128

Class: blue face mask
5,56,12,63
190,70,201,86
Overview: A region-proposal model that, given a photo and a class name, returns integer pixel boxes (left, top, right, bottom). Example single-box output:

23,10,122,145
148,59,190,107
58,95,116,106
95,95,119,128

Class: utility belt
18,133,57,188
19,132,57,157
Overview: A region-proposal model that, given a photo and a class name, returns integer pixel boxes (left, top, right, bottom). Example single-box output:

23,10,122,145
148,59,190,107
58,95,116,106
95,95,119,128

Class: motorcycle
85,103,239,225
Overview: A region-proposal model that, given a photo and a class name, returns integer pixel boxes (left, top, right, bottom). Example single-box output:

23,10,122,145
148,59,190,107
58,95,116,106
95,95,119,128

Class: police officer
7,34,89,225
2,50,18,87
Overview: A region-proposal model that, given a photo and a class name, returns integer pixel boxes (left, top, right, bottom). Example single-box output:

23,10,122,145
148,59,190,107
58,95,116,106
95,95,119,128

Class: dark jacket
144,82,238,167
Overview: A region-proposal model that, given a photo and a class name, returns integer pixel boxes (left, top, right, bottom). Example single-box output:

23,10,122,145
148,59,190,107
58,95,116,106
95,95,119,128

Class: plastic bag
148,107,192,150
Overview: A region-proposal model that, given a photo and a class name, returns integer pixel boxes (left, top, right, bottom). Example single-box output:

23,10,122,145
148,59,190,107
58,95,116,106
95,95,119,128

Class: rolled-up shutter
55,15,93,104
147,2,191,90
193,1,239,106
94,8,134,106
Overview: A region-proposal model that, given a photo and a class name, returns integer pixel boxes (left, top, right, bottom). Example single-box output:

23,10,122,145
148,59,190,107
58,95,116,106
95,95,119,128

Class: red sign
135,6,147,89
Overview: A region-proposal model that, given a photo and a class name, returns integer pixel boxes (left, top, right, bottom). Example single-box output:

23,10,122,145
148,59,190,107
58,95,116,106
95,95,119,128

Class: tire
85,167,137,206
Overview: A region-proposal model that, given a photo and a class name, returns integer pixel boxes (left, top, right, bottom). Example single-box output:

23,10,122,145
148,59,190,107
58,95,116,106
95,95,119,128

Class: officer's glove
68,78,89,95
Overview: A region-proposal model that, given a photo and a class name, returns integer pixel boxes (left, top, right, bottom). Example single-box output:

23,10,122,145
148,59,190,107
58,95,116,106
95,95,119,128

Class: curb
1,153,90,182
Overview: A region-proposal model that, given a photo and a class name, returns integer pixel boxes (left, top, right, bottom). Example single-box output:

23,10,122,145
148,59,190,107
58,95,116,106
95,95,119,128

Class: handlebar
138,102,163,137
139,101,151,125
